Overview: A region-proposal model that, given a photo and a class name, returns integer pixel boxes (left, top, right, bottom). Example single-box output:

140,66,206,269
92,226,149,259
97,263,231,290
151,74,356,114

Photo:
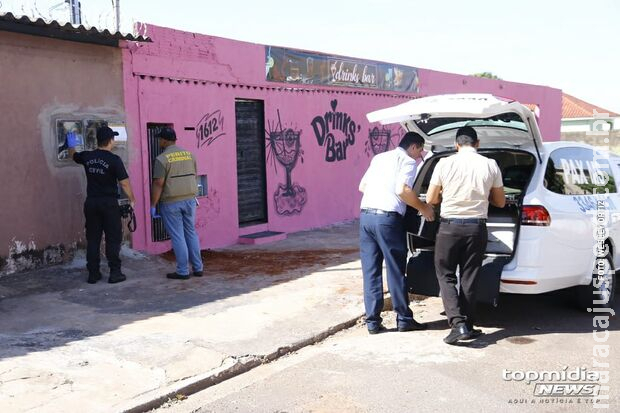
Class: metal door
235,100,268,226
147,123,170,242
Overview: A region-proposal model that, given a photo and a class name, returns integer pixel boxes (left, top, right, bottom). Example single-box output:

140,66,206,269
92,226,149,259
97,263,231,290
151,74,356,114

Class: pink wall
122,25,562,254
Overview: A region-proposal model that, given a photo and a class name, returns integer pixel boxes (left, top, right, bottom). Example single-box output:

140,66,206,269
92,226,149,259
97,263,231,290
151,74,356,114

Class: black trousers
84,197,122,276
434,222,488,327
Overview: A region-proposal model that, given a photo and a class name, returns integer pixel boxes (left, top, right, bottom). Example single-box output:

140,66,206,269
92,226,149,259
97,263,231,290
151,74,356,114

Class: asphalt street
154,291,619,413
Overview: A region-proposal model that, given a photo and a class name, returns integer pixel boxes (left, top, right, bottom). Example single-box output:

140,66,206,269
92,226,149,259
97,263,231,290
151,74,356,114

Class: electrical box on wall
55,117,127,166
55,116,129,203
197,175,208,197
56,120,85,160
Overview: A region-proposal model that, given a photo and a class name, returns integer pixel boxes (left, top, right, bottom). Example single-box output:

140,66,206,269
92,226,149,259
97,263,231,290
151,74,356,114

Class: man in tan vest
427,126,505,345
151,127,204,280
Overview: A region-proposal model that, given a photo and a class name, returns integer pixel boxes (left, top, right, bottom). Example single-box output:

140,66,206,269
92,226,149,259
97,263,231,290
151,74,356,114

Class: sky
2,0,619,114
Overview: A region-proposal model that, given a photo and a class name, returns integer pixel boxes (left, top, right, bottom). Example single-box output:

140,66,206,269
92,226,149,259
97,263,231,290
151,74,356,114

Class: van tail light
521,205,551,226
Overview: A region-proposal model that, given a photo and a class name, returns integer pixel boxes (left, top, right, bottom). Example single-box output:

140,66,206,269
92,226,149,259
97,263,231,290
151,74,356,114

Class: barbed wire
0,0,141,35
32,0,45,20
0,0,137,39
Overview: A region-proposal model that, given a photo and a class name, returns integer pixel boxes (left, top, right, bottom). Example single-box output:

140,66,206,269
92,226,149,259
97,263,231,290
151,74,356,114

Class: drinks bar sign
329,59,378,88
266,46,419,93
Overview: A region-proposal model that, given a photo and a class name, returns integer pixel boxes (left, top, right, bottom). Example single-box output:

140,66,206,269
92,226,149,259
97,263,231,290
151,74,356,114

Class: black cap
156,127,177,141
96,126,119,145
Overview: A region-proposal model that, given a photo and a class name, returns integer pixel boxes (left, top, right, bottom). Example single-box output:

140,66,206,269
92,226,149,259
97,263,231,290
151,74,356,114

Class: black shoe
368,325,387,335
193,271,203,277
464,328,483,339
398,320,428,332
167,272,190,280
444,324,472,345
464,322,483,339
87,272,102,284
108,273,126,284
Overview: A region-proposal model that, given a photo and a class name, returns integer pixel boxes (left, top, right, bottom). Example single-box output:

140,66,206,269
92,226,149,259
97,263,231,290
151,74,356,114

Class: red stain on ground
161,248,359,277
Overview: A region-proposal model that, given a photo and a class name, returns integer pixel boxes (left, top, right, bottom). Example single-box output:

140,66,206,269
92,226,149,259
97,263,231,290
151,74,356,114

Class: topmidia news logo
503,367,601,398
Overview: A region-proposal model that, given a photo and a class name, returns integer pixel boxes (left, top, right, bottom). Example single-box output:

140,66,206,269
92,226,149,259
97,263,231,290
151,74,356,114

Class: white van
367,94,618,309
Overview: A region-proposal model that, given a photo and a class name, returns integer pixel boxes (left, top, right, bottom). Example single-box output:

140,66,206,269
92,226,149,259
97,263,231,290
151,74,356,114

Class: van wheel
577,254,616,310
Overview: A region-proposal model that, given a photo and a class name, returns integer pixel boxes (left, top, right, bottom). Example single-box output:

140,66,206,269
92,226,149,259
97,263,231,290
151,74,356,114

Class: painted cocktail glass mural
366,126,396,156
267,110,307,215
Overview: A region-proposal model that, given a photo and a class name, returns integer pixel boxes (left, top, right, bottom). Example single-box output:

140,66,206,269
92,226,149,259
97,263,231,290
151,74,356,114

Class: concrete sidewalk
0,221,377,413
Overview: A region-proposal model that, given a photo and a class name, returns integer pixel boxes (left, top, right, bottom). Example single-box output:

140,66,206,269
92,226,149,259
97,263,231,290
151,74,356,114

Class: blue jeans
160,198,203,276
360,211,414,329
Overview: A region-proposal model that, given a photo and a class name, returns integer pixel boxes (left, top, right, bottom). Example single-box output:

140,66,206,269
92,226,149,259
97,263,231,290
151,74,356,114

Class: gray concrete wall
0,31,125,275
561,131,620,155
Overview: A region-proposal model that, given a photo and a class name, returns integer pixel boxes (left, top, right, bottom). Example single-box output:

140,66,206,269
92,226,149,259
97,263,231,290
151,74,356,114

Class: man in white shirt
427,126,505,345
359,132,435,334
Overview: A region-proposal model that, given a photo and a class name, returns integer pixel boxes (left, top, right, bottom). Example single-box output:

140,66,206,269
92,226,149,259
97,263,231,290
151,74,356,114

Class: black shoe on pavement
398,320,428,332
444,324,472,345
87,272,102,284
368,325,387,335
108,273,126,284
464,323,483,339
193,271,203,277
167,272,190,280
465,328,483,339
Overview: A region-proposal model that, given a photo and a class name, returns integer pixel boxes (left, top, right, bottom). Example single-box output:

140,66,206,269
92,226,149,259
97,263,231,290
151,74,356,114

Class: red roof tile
562,93,619,119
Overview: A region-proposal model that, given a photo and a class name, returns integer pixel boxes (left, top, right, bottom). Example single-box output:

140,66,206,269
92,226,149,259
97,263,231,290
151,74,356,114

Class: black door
235,99,268,226
147,123,170,242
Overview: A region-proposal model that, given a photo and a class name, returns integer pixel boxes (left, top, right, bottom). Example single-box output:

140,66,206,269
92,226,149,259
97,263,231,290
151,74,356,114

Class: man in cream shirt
359,132,434,334
427,126,505,345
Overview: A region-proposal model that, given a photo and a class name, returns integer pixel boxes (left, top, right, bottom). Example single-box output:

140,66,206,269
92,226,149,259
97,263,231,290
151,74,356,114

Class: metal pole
115,0,120,32
67,0,81,25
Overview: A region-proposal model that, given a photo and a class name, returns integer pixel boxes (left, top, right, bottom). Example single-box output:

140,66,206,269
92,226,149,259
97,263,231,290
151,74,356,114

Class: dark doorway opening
146,123,171,242
235,99,268,226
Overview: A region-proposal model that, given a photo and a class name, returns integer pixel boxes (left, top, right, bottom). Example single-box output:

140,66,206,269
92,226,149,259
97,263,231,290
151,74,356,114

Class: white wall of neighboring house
561,119,590,132
561,117,619,132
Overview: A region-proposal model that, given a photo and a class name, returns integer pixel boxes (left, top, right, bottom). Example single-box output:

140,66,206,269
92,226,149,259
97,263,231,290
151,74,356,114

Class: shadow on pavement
0,224,361,361
453,290,618,348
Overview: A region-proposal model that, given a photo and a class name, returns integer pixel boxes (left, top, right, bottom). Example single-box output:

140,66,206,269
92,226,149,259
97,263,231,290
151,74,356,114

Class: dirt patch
161,248,359,277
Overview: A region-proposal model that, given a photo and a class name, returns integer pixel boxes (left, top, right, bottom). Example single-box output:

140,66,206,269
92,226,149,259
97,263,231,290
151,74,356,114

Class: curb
123,294,393,413
122,314,365,413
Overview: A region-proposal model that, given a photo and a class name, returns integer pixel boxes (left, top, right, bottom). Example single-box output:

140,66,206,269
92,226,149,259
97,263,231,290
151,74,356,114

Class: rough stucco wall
0,31,124,274
562,131,620,155
124,24,563,254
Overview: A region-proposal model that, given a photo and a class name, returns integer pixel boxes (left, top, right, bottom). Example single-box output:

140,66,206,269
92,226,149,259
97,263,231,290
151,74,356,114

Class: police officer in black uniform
68,126,136,284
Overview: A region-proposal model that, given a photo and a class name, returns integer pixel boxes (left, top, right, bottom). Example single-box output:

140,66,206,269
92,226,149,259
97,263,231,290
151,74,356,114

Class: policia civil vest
153,145,199,203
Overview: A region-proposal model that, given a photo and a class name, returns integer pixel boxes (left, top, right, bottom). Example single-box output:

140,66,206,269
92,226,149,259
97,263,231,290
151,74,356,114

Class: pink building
0,15,562,273
123,24,562,254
